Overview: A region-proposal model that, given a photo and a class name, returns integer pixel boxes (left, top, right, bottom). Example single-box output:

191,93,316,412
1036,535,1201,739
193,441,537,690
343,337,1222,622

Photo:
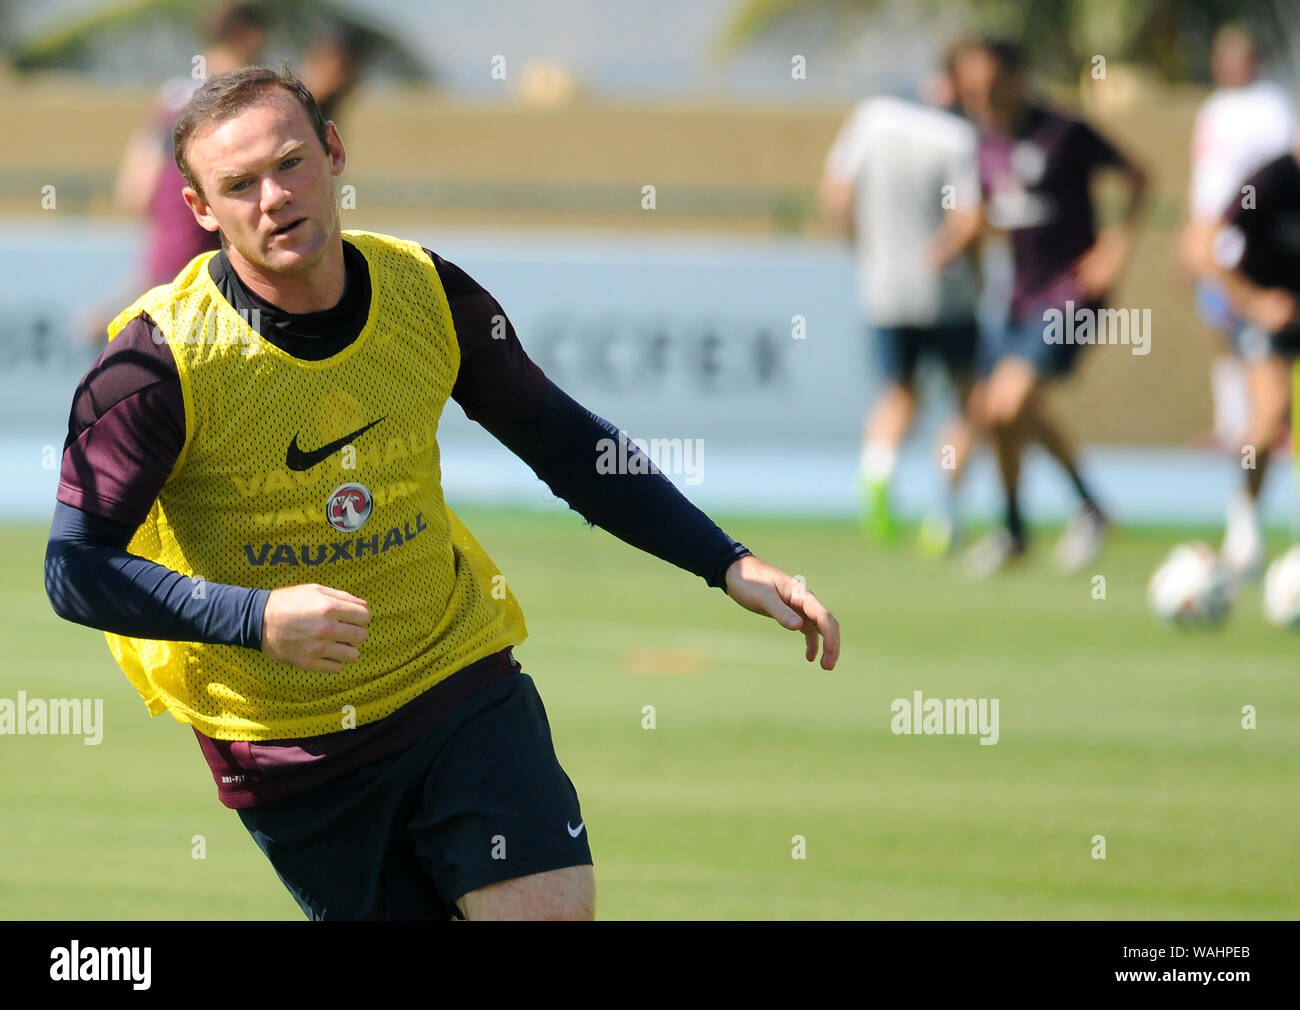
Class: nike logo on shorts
567,820,585,838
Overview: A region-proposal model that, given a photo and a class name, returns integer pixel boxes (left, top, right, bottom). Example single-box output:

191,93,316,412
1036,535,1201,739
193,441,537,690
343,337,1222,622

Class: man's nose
261,177,291,212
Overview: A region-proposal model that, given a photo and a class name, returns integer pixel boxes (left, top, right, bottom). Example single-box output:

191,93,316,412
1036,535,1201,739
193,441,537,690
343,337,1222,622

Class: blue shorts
978,314,1086,379
1233,321,1300,362
1196,281,1239,333
1197,282,1300,361
873,320,979,386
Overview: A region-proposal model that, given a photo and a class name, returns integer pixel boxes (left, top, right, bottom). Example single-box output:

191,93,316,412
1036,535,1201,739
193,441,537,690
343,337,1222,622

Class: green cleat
859,474,899,544
916,515,956,558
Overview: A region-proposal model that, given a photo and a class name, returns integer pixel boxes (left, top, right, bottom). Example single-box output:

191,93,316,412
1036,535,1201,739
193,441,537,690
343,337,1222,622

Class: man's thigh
457,864,595,921
985,355,1040,428
406,672,593,917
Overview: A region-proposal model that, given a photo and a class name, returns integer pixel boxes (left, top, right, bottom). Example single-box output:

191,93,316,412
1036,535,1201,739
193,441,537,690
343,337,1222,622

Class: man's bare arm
1201,222,1300,332
819,174,855,239
930,205,985,270
1076,160,1148,299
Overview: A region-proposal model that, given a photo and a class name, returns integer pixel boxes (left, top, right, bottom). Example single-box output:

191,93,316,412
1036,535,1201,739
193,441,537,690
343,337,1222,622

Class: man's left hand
724,554,840,670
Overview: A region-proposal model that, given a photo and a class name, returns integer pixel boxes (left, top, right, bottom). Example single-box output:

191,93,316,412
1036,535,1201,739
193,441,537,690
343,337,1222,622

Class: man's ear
326,122,347,177
182,185,221,233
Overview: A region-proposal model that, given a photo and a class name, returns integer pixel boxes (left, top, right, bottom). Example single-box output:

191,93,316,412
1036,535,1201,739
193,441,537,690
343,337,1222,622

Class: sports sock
1226,489,1259,538
859,442,897,483
1005,497,1024,542
939,481,958,526
1065,466,1099,512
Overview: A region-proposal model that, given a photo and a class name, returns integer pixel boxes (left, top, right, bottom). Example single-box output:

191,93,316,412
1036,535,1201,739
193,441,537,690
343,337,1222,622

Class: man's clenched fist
261,584,371,672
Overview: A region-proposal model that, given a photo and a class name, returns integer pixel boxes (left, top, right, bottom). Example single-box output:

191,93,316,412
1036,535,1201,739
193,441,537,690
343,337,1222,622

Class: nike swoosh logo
286,417,386,472
567,820,585,838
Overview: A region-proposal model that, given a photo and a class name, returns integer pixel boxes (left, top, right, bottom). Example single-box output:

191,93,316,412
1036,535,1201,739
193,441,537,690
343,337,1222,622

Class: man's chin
259,230,326,271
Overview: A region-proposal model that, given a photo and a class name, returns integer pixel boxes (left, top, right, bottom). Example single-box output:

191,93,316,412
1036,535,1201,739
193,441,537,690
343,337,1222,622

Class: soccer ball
1263,546,1300,630
1147,542,1233,627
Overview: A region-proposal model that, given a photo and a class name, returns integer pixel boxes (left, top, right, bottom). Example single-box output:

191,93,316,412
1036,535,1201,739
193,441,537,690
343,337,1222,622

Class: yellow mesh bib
102,230,526,741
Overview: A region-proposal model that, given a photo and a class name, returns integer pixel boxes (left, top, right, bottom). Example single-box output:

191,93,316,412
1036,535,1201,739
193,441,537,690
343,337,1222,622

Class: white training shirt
824,95,980,326
1190,80,1295,220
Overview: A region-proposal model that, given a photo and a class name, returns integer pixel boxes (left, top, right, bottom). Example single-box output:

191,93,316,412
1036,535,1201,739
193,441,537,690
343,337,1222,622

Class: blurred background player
1180,24,1295,578
949,39,1148,576
1203,134,1300,578
112,2,267,291
300,22,369,125
1181,25,1294,451
822,59,983,555
79,3,267,348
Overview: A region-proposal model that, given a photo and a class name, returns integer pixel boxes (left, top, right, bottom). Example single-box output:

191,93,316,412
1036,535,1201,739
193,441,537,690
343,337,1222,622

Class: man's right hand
260,584,371,672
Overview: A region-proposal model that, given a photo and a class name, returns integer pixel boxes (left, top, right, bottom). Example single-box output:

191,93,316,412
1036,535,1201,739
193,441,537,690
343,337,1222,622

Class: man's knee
983,391,1022,434
984,361,1039,431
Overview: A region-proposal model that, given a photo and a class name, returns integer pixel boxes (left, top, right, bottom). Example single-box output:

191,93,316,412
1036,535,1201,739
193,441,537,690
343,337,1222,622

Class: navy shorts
873,320,979,386
237,671,591,920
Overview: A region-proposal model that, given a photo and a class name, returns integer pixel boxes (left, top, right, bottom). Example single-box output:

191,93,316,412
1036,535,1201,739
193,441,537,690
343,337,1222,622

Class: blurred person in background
78,3,264,346
1181,24,1295,578
300,23,369,125
1203,135,1300,578
112,2,267,290
822,54,983,556
948,38,1148,577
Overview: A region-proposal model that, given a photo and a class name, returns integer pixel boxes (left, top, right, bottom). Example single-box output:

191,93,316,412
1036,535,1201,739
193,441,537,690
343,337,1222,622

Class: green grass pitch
1,510,1297,919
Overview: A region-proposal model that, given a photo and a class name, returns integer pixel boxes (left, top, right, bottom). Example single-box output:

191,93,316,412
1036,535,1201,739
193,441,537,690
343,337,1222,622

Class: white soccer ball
1263,546,1300,630
1148,542,1233,627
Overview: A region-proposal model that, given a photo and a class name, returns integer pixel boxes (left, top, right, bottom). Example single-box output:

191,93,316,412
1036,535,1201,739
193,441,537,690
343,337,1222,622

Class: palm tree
717,0,1293,81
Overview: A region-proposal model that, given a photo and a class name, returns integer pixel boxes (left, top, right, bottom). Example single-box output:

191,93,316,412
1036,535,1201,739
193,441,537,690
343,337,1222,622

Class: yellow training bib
103,229,526,740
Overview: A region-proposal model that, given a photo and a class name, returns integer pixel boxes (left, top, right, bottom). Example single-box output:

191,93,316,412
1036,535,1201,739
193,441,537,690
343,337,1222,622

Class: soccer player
948,39,1148,576
822,62,983,555
1203,136,1300,574
300,23,368,124
44,66,840,921
1181,25,1295,578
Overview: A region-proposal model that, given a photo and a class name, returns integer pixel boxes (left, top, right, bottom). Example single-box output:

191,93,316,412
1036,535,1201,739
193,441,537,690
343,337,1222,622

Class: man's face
952,47,998,127
1211,35,1256,88
182,92,345,277
953,48,1021,130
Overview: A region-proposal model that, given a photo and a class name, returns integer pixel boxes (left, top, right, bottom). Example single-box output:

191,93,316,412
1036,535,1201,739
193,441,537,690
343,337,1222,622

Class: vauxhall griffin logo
286,417,386,472
326,483,373,533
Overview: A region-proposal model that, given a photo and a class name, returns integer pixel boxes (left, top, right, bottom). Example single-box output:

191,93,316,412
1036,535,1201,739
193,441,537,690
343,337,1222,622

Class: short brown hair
173,64,330,195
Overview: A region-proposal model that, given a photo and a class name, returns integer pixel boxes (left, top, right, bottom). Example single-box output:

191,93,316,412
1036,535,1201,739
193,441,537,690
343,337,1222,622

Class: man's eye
281,157,302,170
229,179,251,193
